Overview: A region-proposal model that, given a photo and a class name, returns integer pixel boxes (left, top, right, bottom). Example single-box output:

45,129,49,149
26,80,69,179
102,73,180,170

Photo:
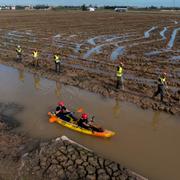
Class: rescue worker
55,101,77,122
116,62,124,90
56,101,68,113
16,45,22,61
54,53,61,73
153,72,167,102
32,49,39,67
78,114,103,132
78,113,91,129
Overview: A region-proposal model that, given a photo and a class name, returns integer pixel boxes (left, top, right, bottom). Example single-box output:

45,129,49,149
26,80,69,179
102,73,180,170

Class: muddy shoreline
0,103,147,180
0,58,179,115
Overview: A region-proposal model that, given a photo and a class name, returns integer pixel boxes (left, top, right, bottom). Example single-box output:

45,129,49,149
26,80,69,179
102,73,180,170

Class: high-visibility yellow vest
160,77,166,84
54,54,60,63
116,66,123,77
32,51,38,58
16,48,22,53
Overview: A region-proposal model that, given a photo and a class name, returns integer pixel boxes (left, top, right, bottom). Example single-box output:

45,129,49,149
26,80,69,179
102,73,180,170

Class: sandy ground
0,10,179,115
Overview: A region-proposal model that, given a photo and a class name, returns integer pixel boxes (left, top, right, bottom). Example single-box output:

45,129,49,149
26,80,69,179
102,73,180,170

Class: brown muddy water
0,64,180,180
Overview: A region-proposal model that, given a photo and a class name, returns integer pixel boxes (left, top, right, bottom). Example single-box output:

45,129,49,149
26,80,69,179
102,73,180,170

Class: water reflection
33,73,41,90
18,69,24,82
112,98,121,118
55,80,61,97
151,111,161,131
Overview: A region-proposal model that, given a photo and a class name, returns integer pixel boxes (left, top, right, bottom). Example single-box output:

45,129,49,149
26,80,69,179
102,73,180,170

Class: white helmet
17,45,21,48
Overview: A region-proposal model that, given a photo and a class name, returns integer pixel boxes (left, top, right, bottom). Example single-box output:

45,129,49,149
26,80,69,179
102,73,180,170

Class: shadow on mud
0,102,24,129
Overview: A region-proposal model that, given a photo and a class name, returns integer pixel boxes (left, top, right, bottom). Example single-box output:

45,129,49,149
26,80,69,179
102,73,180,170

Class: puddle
144,26,158,38
53,34,61,39
87,37,97,45
144,50,161,57
69,34,77,38
73,43,82,53
160,27,168,40
87,35,117,45
171,56,180,61
83,44,104,59
174,20,178,25
0,64,180,180
111,46,125,61
3,30,37,43
167,27,180,49
171,20,178,25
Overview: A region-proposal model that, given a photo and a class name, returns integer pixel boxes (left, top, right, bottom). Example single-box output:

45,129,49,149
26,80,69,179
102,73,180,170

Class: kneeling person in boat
78,113,104,132
56,101,77,122
78,113,91,129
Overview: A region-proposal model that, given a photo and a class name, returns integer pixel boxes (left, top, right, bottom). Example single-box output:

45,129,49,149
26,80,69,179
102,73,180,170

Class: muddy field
0,10,179,114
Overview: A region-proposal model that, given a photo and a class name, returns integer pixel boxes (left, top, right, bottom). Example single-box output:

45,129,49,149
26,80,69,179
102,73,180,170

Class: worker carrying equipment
153,72,167,102
116,62,124,90
16,45,22,61
32,50,39,67
54,53,61,73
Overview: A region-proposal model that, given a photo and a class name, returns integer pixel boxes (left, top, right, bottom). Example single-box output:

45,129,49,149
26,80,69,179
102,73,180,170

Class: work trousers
116,76,124,89
33,58,39,67
16,53,22,62
153,85,165,101
55,62,60,73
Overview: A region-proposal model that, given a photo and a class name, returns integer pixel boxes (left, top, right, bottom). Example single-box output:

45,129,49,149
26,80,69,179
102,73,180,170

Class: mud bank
19,136,147,180
0,102,39,179
0,59,179,116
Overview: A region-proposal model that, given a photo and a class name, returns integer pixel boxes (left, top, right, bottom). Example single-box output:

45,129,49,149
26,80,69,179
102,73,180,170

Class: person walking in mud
116,62,124,90
54,53,61,73
16,45,22,62
32,49,39,67
152,72,168,102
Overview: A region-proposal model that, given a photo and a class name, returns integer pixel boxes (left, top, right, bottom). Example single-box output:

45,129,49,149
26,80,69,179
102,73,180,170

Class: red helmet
58,101,64,106
81,113,88,119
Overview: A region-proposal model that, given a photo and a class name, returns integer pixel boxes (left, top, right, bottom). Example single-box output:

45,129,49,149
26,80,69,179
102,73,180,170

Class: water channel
0,64,180,180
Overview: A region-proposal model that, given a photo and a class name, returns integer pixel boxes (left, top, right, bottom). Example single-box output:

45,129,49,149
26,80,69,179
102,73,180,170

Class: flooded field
0,64,180,180
0,10,179,115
